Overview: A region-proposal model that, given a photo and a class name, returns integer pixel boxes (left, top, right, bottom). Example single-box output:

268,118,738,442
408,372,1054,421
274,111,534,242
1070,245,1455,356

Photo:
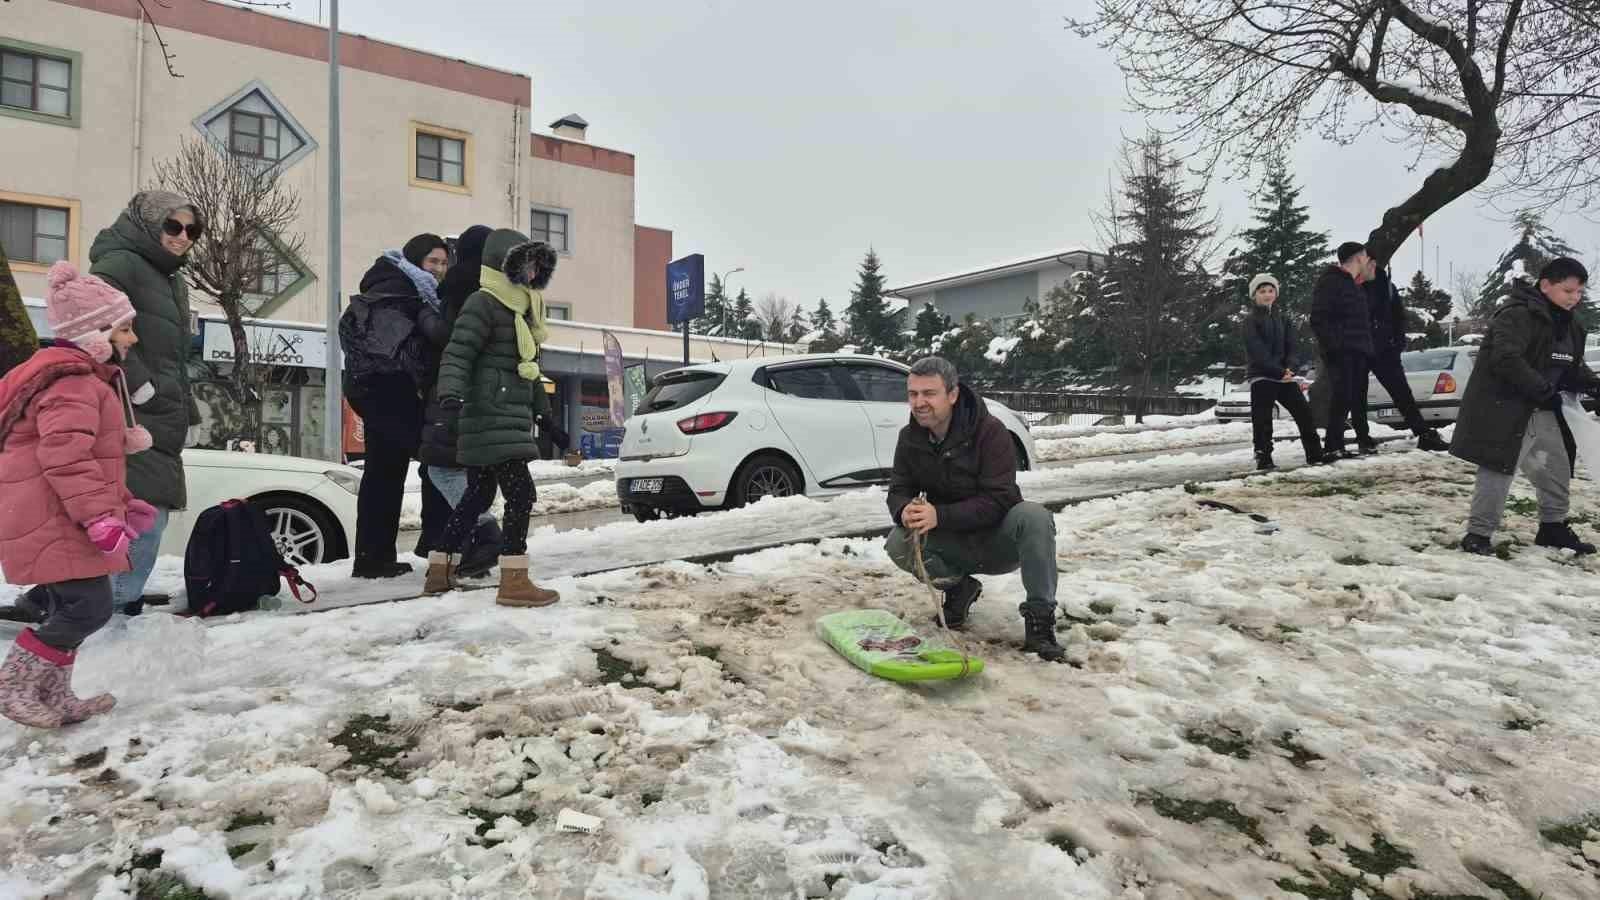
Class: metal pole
322,0,343,462
681,319,689,366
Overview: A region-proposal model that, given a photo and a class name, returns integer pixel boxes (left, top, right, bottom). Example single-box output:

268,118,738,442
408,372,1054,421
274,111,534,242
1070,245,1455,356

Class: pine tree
912,302,952,352
786,307,808,343
1096,133,1223,418
809,298,837,333
694,274,729,336
846,249,901,352
1402,270,1453,346
730,288,760,340
1473,211,1580,317
1223,158,1328,322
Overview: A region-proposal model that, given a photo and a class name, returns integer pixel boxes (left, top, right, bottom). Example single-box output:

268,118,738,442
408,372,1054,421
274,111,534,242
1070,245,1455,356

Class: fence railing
982,390,1216,418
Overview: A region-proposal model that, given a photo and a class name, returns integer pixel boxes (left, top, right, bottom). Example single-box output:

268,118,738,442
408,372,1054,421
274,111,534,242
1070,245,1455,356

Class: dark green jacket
1451,283,1600,474
435,290,543,466
89,213,196,509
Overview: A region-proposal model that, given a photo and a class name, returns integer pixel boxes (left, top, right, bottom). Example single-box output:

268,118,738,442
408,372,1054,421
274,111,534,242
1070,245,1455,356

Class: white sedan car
1366,346,1478,426
160,450,361,566
615,354,1039,521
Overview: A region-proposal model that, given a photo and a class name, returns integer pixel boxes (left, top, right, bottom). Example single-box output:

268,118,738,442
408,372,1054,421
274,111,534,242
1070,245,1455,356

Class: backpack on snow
183,500,318,618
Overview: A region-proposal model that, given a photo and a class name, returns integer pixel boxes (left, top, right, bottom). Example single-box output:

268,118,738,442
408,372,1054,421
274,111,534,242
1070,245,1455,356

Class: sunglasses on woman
162,219,203,240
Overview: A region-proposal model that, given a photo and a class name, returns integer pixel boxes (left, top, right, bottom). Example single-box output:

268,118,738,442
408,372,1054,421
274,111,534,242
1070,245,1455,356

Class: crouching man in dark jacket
884,357,1064,661
1452,258,1600,556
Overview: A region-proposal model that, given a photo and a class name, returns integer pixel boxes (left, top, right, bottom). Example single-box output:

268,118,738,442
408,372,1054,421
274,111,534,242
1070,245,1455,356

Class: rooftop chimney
550,114,588,142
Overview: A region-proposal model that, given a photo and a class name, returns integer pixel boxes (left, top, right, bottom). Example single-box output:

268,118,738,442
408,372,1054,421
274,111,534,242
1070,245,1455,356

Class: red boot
0,631,66,728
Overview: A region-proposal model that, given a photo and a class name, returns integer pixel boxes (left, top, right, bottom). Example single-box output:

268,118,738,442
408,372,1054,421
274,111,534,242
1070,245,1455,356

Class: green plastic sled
817,609,984,682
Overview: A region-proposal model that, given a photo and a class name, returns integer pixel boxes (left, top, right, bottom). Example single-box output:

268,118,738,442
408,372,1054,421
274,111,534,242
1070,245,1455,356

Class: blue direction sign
667,253,706,325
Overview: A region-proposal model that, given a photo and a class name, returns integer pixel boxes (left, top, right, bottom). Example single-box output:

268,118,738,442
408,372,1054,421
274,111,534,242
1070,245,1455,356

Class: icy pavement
5,448,1600,897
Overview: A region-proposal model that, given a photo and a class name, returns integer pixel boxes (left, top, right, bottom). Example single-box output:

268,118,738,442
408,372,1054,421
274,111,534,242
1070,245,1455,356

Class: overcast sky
270,0,1599,318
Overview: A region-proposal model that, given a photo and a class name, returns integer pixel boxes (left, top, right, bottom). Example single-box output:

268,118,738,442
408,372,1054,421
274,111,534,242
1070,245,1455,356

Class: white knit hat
1248,274,1280,297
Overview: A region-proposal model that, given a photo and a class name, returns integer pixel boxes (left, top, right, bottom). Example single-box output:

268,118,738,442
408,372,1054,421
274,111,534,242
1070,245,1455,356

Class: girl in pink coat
0,262,156,728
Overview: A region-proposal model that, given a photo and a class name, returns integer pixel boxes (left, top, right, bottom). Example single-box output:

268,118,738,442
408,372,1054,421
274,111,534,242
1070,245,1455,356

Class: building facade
886,248,1105,329
5,0,692,459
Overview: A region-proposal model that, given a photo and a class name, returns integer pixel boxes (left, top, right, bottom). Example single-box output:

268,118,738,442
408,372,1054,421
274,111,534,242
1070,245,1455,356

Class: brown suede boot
495,556,559,608
0,631,66,729
423,552,458,596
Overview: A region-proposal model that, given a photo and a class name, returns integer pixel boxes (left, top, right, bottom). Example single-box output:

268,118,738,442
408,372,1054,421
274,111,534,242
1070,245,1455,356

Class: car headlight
324,469,362,495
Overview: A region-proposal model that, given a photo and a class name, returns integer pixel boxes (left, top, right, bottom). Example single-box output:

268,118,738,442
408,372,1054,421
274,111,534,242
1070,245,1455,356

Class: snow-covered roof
887,248,1105,296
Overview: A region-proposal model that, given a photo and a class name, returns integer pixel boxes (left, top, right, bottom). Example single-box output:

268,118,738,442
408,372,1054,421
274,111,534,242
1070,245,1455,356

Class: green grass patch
329,714,411,779
1307,824,1335,846
1146,793,1264,844
135,873,211,900
224,811,273,832
1343,833,1415,876
1505,496,1539,517
1308,482,1365,498
1464,864,1536,900
225,843,257,860
118,850,164,875
1089,600,1116,616
1182,726,1252,760
1539,813,1600,850
594,647,669,692
1273,732,1325,768
1503,717,1540,731
71,748,107,770
465,806,540,849
1183,482,1214,495
1045,830,1091,859
1335,554,1371,566
1276,623,1302,635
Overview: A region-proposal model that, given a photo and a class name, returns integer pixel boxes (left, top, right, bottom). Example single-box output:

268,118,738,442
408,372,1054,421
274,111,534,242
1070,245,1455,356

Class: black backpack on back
183,500,317,618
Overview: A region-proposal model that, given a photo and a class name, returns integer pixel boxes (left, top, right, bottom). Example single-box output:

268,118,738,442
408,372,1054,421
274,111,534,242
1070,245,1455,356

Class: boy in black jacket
1243,274,1328,471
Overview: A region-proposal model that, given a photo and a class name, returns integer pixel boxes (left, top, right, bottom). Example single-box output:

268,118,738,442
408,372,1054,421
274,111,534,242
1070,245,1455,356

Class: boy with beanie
1243,274,1328,470
0,262,156,727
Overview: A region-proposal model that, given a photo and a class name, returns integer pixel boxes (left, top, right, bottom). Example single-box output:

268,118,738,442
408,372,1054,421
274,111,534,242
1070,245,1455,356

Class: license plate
631,478,664,494
1374,406,1394,417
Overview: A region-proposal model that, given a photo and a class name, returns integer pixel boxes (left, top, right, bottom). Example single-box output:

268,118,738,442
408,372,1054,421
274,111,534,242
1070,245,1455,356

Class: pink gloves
127,499,158,534
86,516,137,557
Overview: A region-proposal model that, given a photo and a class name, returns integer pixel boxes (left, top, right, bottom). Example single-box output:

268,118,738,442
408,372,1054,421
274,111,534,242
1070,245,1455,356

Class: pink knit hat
46,261,136,364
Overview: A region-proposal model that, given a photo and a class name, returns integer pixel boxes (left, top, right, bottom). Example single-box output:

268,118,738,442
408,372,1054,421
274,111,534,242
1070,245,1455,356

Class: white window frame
530,205,572,256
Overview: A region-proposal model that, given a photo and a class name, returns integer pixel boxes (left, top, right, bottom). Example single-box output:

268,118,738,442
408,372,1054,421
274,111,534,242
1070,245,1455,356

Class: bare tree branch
153,137,306,390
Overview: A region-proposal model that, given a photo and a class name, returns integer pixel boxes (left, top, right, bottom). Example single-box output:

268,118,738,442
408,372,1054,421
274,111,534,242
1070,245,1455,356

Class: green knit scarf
478,266,549,381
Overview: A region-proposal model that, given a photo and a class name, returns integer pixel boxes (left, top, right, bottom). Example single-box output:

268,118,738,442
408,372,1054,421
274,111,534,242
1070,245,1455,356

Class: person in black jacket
1311,241,1376,458
1360,259,1451,452
340,234,449,578
1451,258,1600,556
1243,274,1327,471
884,357,1064,661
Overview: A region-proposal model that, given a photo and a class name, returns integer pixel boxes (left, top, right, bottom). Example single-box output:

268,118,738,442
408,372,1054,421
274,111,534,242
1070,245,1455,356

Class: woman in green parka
89,191,203,614
423,229,562,608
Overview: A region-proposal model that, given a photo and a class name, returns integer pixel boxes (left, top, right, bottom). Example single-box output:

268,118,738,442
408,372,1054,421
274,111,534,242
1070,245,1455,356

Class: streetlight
720,267,745,339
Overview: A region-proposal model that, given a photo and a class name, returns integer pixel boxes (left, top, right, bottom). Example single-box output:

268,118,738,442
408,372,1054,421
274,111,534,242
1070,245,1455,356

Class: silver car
1367,347,1478,426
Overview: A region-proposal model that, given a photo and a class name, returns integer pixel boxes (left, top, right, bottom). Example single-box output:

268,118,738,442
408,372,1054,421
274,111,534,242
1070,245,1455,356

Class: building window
240,230,315,316
1,49,70,117
530,207,569,254
0,200,70,266
410,122,472,194
195,82,315,172
228,109,284,160
547,303,571,321
0,40,80,127
416,134,464,185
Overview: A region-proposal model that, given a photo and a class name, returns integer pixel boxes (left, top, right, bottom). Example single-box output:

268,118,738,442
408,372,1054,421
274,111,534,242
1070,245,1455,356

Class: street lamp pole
322,0,343,462
720,267,744,340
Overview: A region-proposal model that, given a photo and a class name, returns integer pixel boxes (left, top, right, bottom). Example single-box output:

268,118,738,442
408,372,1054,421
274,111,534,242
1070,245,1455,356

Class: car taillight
1434,373,1457,394
677,411,737,434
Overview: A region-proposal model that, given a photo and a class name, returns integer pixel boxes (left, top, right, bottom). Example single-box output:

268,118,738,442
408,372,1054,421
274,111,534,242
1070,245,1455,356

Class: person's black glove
433,397,463,430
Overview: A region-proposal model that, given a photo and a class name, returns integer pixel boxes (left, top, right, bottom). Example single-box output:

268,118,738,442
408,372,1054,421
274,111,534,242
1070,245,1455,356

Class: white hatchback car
159,450,362,566
1366,346,1478,426
614,354,1039,521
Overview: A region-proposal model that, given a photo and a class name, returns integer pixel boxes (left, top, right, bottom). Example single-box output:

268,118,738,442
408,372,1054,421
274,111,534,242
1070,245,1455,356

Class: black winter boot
1357,439,1380,455
1536,520,1597,555
1416,429,1450,452
457,519,504,579
1019,603,1066,662
934,576,982,629
1254,451,1277,472
1460,533,1494,556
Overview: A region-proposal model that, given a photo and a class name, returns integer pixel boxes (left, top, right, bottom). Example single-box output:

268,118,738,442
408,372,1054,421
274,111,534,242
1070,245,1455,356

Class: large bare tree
1071,1,1600,264
153,136,306,390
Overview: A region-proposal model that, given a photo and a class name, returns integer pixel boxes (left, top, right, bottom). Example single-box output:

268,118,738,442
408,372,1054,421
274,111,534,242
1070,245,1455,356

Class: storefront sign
202,320,327,369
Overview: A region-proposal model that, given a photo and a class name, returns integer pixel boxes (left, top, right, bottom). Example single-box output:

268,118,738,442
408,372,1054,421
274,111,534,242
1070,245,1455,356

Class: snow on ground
1033,422,1405,462
5,449,1600,897
399,479,620,531
400,458,617,493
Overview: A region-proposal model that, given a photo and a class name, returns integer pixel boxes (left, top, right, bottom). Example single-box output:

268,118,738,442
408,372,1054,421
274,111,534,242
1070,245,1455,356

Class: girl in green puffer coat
422,229,562,609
